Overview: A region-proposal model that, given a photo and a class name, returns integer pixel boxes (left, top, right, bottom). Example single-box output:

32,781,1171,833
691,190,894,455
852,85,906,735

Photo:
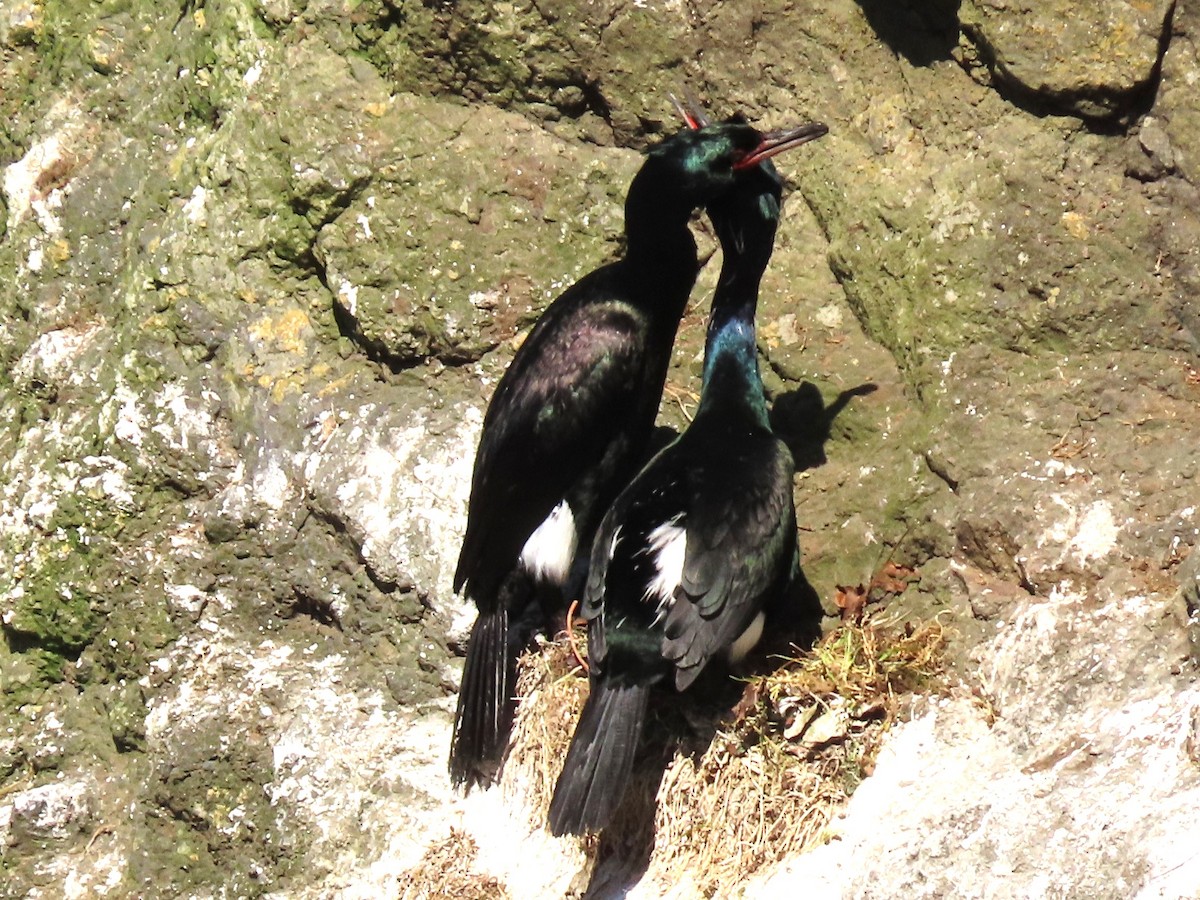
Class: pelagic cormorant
449,118,827,788
547,138,822,835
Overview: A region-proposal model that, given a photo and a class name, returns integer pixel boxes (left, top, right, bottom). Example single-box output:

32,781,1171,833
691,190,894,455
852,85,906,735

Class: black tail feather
449,607,513,788
548,679,651,836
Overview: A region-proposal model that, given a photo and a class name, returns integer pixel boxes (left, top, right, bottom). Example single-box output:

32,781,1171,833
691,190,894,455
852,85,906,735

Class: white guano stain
1068,500,1120,562
2,99,86,240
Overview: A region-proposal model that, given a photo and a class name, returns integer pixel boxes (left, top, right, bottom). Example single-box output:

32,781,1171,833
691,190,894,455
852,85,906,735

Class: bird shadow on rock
767,379,880,647
853,0,962,67
769,380,878,472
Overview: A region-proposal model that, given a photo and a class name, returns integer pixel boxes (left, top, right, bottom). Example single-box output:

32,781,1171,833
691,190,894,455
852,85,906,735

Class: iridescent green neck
697,284,769,428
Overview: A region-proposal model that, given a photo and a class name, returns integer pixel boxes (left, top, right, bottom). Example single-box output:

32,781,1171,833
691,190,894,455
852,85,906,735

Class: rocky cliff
1,1,1198,897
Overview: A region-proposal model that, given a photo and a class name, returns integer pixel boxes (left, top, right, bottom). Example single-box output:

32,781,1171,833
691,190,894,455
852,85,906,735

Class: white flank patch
728,611,765,663
645,518,686,617
519,500,576,585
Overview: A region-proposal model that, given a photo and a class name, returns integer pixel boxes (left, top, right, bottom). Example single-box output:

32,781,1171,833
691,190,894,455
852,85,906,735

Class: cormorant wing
579,459,686,676
663,431,797,690
454,280,649,600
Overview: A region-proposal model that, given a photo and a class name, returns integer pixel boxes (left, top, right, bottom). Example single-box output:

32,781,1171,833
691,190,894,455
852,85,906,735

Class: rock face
959,0,1176,120
0,1,1197,897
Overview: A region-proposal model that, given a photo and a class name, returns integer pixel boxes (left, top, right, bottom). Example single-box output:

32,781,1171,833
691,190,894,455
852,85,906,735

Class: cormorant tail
449,606,513,788
548,679,650,835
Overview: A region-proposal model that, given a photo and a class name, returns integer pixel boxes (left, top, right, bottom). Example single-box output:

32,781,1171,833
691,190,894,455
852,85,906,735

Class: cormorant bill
547,139,820,835
449,115,827,789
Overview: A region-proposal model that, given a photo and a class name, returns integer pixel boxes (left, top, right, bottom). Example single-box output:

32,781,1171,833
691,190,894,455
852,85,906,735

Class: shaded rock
1151,0,1200,181
959,0,1175,121
1127,115,1178,180
354,0,697,145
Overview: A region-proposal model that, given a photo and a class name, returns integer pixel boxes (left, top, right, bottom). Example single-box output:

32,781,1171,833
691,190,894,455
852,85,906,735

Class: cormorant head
706,158,786,272
668,99,824,270
626,102,826,238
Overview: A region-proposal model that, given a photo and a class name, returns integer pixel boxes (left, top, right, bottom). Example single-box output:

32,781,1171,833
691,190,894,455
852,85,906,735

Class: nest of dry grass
399,608,945,899
504,613,947,897
503,635,593,822
399,829,509,900
647,617,946,893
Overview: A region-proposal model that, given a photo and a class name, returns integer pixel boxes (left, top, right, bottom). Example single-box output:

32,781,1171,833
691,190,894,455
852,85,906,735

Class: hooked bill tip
734,122,829,170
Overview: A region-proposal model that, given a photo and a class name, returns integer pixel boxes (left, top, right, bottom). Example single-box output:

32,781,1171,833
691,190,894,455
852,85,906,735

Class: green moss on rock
4,570,100,656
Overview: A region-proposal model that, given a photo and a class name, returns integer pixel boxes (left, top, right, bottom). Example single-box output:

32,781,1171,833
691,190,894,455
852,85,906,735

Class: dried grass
399,828,509,900
645,616,947,895
766,615,946,712
502,614,947,897
504,635,592,821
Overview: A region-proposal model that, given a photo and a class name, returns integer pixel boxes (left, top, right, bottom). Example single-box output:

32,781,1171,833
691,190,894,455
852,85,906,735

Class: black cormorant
547,143,821,834
451,118,826,789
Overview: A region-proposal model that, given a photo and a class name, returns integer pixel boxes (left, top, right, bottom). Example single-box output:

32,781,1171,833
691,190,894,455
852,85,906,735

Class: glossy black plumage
548,145,820,836
450,120,823,788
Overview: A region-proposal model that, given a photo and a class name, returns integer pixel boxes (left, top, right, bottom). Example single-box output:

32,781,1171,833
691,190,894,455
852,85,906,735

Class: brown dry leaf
834,584,868,622
730,680,761,726
801,703,851,748
870,561,917,595
782,702,820,741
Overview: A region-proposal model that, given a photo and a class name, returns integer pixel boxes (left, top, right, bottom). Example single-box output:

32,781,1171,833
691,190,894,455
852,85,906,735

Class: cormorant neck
622,164,700,270
697,258,770,427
